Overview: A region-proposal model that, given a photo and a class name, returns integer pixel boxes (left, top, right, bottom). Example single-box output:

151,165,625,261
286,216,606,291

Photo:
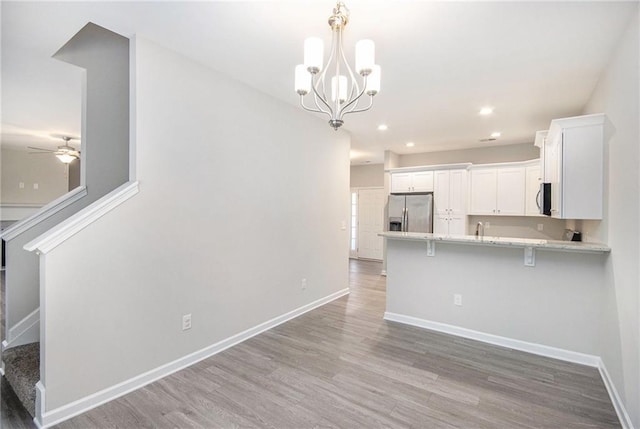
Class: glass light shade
294,65,311,95
304,37,324,73
355,39,375,75
366,65,381,96
331,75,348,103
56,153,76,164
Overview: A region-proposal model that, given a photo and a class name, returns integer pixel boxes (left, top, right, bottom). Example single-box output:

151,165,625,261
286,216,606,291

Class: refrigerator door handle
405,208,409,232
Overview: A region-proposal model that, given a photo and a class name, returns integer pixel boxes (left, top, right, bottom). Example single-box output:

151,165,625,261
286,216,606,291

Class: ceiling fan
28,136,81,164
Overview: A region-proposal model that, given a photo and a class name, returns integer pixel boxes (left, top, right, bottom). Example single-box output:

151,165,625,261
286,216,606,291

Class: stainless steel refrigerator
388,193,433,233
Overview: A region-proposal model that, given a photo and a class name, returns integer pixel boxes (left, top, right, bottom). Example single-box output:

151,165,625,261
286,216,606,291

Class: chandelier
294,2,381,130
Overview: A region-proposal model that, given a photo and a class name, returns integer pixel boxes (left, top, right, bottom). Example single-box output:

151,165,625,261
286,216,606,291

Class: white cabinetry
433,169,467,235
469,166,525,216
545,113,604,219
391,171,434,193
525,164,542,216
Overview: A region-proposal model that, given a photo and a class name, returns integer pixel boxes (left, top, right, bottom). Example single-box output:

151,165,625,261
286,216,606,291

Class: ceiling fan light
56,153,76,164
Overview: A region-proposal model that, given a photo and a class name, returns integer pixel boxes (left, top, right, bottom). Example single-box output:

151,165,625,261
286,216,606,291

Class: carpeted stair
2,342,39,417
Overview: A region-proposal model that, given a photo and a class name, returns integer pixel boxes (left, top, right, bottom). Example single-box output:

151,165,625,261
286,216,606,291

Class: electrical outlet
537,224,544,231
454,294,462,306
340,220,347,231
19,182,25,189
182,314,192,331
301,278,307,290
485,222,490,228
33,183,39,190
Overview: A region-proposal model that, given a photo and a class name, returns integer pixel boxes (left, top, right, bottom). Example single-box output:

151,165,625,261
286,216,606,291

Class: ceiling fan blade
27,146,55,152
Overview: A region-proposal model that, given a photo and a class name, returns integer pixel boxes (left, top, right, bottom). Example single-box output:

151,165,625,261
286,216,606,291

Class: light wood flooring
4,260,621,428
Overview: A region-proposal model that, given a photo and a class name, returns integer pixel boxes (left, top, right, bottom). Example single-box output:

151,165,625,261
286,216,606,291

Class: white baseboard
598,359,634,429
384,312,600,367
35,288,350,428
6,308,40,349
384,312,634,428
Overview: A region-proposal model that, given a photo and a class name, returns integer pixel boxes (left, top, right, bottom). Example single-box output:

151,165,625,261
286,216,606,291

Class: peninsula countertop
379,231,611,254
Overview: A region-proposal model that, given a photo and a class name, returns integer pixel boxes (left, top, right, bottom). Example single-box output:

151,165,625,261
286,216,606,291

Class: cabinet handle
498,209,501,213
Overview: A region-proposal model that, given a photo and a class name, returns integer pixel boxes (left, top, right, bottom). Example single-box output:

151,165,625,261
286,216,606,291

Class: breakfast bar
380,231,611,363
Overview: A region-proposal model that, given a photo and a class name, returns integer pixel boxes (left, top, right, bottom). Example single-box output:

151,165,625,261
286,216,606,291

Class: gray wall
1,147,68,205
350,163,384,188
386,239,607,355
39,36,350,411
579,8,639,427
398,143,540,167
4,23,130,335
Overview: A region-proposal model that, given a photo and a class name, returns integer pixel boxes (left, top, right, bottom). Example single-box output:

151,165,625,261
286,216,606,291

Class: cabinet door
496,167,525,215
433,215,449,235
391,173,412,193
448,216,466,235
545,132,563,218
433,170,450,215
411,171,434,192
469,169,497,215
525,165,542,216
448,169,468,216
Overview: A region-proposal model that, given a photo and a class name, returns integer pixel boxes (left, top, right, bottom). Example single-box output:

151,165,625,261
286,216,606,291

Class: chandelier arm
311,89,331,115
300,95,332,118
338,76,369,118
341,95,374,116
311,74,335,116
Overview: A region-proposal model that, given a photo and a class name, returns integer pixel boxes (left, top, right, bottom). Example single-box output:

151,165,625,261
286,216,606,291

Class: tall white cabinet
434,169,468,235
544,113,604,219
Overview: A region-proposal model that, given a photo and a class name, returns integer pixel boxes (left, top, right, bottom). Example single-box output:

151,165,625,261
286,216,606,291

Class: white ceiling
1,1,636,164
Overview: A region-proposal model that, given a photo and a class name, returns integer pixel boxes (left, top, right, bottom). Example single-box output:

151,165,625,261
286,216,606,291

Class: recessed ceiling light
377,124,388,131
406,142,415,147
479,106,494,115
491,132,501,138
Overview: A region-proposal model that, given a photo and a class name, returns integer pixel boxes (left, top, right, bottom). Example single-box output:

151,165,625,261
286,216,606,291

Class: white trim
383,312,601,367
24,181,139,254
35,381,45,428
6,308,40,348
598,360,634,429
1,187,87,241
35,288,350,428
386,163,472,174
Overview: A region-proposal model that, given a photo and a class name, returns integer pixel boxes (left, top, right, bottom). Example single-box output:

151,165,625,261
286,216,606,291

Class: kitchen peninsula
380,231,611,365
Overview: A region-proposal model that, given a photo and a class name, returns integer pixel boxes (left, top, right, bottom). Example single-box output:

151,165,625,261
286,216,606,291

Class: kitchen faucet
475,221,484,238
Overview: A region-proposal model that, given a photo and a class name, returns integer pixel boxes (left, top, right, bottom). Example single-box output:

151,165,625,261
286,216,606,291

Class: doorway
350,188,385,260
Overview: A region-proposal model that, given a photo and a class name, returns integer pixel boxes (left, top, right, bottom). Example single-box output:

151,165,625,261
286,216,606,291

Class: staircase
3,342,39,417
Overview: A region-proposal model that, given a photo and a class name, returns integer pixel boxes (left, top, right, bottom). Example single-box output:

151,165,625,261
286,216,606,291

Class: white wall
350,163,384,188
580,8,639,427
39,37,350,411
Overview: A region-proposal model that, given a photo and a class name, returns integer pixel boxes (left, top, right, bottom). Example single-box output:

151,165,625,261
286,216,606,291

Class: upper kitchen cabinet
434,169,468,235
391,171,434,193
525,163,542,216
545,113,605,220
469,165,526,216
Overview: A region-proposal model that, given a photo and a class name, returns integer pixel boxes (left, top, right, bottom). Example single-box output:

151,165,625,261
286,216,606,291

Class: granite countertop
379,231,611,254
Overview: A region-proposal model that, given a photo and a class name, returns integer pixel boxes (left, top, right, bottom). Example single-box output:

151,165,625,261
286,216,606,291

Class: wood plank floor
4,260,621,428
